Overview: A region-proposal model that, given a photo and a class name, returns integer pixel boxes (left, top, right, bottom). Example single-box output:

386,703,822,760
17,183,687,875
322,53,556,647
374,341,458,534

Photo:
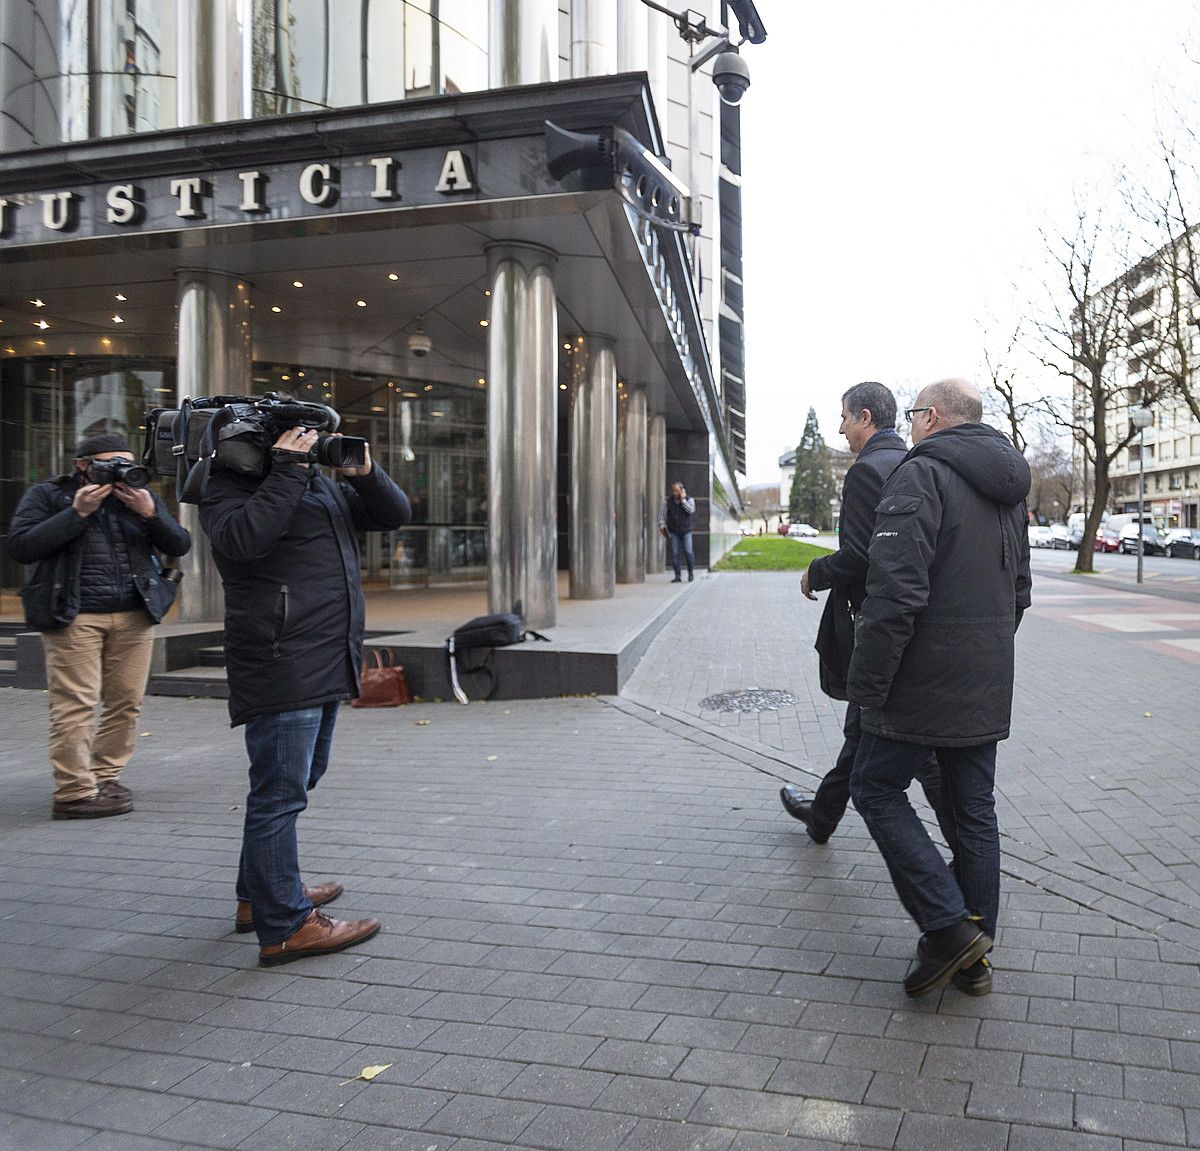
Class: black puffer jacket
7,474,191,630
200,461,411,727
847,423,1031,747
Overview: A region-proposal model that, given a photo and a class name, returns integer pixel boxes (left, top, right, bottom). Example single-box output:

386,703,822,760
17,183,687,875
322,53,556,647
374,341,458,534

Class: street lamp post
1131,405,1153,585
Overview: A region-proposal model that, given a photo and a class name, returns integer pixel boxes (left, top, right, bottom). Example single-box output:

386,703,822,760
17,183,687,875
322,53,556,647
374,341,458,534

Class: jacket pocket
272,584,289,658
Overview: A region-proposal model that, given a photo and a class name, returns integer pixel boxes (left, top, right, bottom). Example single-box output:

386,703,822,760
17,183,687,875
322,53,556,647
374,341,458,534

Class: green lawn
713,535,834,571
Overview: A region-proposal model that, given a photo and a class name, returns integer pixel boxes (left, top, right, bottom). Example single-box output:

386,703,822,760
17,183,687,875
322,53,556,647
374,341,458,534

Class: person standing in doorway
7,433,191,819
659,481,695,582
780,382,951,851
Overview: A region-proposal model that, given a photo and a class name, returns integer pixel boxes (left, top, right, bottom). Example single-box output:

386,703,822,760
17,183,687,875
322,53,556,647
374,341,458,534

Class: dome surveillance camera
407,331,432,358
712,50,750,106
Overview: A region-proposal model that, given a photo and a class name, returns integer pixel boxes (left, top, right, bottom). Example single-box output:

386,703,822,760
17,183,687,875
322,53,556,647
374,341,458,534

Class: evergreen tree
788,407,837,529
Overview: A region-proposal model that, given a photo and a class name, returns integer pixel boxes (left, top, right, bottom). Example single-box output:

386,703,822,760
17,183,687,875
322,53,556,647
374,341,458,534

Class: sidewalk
1,569,1199,1149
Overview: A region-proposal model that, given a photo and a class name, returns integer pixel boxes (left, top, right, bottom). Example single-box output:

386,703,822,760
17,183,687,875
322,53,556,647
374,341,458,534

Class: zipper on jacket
272,584,289,658
999,508,1010,569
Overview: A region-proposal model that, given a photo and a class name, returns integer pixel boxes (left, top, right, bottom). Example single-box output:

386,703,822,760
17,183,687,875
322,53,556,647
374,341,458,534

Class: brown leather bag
352,648,410,707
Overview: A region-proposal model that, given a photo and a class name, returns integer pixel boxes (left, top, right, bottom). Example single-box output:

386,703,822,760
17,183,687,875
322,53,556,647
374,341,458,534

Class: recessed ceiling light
271,306,282,313
356,300,367,307
479,319,489,327
115,293,127,301
101,337,112,346
31,298,44,307
563,343,571,350
292,280,303,288
35,339,46,347
298,371,305,378
35,319,49,329
484,290,491,297
371,405,385,413
430,410,444,417
5,347,15,354
281,374,291,381
388,273,399,281
112,315,123,324
424,384,433,392
559,383,567,390
402,391,419,398
477,377,485,386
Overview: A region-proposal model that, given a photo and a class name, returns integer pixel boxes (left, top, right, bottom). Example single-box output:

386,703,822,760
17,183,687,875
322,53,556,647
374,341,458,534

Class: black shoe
918,936,993,996
779,786,830,844
687,573,694,582
670,577,683,583
52,792,133,820
904,920,991,997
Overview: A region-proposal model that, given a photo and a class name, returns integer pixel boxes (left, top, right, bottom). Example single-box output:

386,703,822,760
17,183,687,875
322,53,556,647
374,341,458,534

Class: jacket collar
858,428,905,458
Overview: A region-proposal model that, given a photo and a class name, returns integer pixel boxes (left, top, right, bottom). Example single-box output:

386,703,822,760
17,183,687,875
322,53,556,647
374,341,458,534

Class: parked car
787,523,819,538
1028,525,1054,548
1166,528,1200,560
1049,524,1071,550
1068,525,1085,550
1118,524,1167,556
1094,526,1120,553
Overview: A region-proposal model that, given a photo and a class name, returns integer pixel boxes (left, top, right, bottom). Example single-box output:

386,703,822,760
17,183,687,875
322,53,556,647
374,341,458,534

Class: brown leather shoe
52,791,133,820
258,909,380,967
97,780,132,802
235,881,343,934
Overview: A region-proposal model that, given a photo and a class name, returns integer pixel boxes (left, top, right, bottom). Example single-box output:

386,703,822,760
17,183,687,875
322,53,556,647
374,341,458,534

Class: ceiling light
479,319,489,327
115,293,127,301
271,306,282,313
356,300,367,308
430,410,444,417
112,315,123,324
35,339,46,347
371,405,385,413
484,290,491,297
477,377,485,386
388,272,399,281
35,320,49,330
101,338,112,346
298,371,305,378
559,383,567,390
563,343,571,350
5,347,15,354
281,374,291,381
424,384,433,392
402,391,419,398
292,280,303,288
31,298,44,307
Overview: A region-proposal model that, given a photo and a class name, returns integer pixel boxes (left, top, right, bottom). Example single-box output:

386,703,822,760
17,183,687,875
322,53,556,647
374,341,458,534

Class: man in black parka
847,379,1031,997
7,433,190,820
780,381,950,848
201,425,411,966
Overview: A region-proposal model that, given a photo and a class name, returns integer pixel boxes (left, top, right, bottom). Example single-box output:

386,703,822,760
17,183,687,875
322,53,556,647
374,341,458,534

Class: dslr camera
143,393,367,500
87,457,151,489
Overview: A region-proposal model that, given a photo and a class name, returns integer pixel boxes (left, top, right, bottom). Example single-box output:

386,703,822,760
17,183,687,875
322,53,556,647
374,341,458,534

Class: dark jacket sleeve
846,463,942,710
200,465,310,562
341,466,413,532
141,492,192,557
1014,500,1032,630
806,463,875,593
5,483,87,563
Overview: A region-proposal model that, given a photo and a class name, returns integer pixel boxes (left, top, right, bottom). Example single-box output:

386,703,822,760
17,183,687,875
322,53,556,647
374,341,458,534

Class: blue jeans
236,702,338,945
669,530,694,579
850,731,999,938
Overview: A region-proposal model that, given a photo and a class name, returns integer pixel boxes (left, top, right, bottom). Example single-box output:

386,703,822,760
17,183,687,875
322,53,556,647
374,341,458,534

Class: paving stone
421,1094,543,1144
689,1088,901,1147
501,1065,613,1107
591,1075,705,1121
674,1048,778,1091
1073,1094,1188,1144
155,1099,277,1149
965,1082,1074,1127
232,1111,364,1150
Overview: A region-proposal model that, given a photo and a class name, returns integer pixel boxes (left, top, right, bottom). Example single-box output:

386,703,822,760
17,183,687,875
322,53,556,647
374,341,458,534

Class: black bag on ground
447,612,548,703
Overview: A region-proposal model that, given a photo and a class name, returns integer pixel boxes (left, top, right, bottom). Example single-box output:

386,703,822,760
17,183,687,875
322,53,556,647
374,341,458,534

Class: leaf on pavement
486,755,498,762
340,1063,392,1086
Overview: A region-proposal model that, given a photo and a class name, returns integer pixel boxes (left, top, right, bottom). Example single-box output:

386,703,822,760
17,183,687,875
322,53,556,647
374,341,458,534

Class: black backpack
447,612,548,703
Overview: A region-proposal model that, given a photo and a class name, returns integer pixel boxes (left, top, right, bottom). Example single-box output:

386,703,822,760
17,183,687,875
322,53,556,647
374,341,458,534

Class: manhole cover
699,688,797,713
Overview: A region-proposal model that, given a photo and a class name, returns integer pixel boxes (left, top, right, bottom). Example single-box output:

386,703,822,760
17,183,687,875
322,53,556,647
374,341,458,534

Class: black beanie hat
73,433,130,458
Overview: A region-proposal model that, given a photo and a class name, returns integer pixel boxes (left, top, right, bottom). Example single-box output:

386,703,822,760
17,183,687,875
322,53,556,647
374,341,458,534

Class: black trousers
809,702,959,857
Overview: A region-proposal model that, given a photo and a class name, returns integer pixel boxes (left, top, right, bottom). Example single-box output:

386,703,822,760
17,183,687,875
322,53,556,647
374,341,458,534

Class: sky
738,0,1200,484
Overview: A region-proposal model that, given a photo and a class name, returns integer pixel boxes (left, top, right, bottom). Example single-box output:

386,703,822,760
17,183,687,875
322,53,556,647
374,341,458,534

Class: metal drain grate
699,688,797,713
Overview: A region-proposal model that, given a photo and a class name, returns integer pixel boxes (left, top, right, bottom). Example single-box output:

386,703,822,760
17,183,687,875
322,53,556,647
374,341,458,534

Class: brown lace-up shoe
52,791,133,820
258,909,380,967
98,780,133,803
235,881,343,933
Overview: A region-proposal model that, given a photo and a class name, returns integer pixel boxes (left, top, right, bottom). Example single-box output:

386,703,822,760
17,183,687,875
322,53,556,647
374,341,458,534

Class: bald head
917,379,983,426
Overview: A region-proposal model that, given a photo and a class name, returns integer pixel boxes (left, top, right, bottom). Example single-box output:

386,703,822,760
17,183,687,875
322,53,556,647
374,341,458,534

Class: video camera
143,393,367,497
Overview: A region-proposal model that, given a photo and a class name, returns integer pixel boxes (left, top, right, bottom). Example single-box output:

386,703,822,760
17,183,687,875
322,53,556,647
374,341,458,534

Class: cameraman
6,433,191,820
201,425,411,966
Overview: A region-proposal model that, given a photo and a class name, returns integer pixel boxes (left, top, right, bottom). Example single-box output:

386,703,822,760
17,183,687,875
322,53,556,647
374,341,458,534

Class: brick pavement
0,571,1199,1149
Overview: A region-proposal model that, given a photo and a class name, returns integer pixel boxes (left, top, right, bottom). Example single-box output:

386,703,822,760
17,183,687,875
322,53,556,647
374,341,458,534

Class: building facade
0,0,757,626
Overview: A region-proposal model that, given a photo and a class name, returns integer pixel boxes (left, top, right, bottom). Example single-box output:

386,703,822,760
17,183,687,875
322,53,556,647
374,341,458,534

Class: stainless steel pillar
646,412,667,573
486,244,559,629
489,0,559,86
176,0,246,127
616,387,647,583
175,270,253,623
569,337,616,599
570,0,617,77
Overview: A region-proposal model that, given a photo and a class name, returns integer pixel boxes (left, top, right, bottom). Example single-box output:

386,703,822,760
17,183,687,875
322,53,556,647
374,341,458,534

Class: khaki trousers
41,611,155,802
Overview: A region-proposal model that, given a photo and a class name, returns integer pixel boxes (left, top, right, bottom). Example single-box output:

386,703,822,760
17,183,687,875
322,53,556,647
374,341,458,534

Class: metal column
616,387,647,583
486,244,559,629
645,412,666,573
489,0,559,86
569,337,616,599
174,270,253,623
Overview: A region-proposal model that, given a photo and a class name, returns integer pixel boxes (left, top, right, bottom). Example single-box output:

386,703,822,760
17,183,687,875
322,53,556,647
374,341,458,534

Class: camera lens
115,462,151,488
314,434,367,469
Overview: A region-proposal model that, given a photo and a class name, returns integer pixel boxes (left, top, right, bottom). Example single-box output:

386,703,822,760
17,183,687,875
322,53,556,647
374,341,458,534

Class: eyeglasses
904,407,933,422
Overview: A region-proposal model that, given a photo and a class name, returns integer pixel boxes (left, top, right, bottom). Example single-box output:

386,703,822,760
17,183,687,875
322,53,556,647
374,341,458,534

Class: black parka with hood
846,423,1032,747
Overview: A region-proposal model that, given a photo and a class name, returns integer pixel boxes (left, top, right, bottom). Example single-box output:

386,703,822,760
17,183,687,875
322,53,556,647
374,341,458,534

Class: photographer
200,424,411,966
6,433,191,820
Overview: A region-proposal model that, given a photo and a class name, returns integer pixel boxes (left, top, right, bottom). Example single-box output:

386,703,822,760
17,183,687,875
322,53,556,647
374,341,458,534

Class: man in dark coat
201,425,411,966
780,382,950,848
7,433,190,820
847,379,1031,997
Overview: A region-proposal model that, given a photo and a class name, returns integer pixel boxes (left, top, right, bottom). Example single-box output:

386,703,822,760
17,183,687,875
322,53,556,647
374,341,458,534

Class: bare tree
1029,211,1166,573
980,320,1032,453
741,484,783,534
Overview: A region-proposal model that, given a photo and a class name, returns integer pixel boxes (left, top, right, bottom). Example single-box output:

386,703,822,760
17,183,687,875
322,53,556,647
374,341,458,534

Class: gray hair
841,381,897,431
919,378,983,425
